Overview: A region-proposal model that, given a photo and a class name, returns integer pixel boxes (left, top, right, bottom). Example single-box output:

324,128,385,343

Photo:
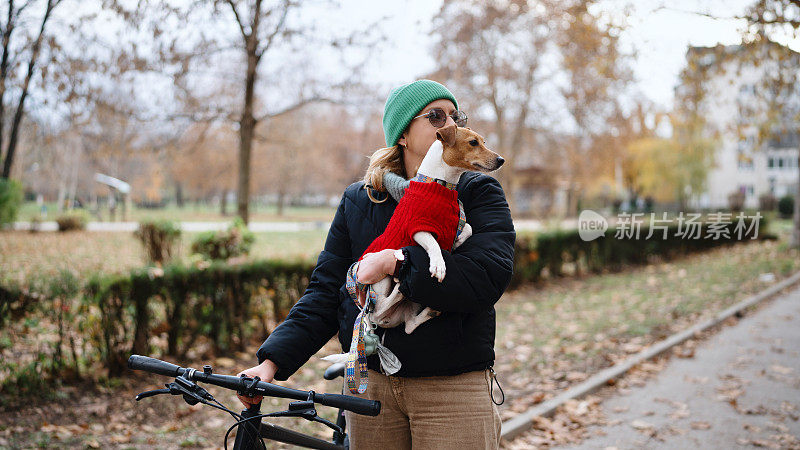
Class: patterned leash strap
455,199,466,240
345,261,376,394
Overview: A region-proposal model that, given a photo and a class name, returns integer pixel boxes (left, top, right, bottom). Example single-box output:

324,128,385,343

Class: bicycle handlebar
129,354,182,377
128,355,381,417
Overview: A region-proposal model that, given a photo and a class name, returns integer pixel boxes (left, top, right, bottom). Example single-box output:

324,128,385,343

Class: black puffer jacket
256,172,515,379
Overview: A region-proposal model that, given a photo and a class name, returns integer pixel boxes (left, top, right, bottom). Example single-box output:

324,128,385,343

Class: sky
340,0,796,111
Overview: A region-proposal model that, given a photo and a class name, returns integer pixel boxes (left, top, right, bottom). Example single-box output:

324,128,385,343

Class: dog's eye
469,139,479,146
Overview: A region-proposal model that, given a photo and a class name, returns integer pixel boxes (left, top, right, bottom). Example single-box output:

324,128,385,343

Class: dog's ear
435,124,457,147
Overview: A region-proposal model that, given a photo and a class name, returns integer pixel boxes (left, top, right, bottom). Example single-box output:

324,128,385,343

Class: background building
676,44,800,210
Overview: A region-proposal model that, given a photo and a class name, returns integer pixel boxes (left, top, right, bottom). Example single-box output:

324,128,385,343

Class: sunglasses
412,107,468,128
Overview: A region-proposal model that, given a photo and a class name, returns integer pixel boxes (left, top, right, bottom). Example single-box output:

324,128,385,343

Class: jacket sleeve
397,174,515,313
256,192,352,381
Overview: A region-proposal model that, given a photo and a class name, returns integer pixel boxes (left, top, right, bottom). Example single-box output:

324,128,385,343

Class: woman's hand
357,249,397,284
236,359,279,409
356,249,399,307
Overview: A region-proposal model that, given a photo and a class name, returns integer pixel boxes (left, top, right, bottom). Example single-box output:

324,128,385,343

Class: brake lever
264,391,344,436
135,388,171,401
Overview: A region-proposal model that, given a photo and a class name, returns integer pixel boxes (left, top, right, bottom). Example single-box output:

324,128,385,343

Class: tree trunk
792,156,800,248
1,0,57,179
175,182,184,208
277,190,286,216
0,1,15,170
220,189,227,216
236,42,258,225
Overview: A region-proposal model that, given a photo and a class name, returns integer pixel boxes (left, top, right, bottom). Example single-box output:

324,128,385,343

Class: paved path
564,286,800,450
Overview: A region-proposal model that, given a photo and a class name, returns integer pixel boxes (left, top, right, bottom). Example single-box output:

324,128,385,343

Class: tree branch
225,0,249,40
257,0,289,62
255,96,340,122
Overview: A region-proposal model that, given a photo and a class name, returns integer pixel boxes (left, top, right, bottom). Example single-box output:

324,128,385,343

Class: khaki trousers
345,369,501,449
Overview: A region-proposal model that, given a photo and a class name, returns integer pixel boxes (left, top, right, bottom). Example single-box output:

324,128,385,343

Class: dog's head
435,124,504,172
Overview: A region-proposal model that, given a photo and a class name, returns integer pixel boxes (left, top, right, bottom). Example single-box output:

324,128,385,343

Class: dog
367,124,504,334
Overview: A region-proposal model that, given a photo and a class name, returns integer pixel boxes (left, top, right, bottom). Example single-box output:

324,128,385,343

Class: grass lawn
0,229,327,285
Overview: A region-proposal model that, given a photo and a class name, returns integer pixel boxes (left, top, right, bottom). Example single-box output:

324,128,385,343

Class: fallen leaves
504,396,606,448
690,421,712,430
770,364,793,375
630,419,654,431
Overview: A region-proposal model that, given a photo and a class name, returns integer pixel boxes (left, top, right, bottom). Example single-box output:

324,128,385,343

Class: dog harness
413,172,458,190
344,178,464,394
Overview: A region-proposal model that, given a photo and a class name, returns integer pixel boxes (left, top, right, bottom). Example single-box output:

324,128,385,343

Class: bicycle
128,355,378,450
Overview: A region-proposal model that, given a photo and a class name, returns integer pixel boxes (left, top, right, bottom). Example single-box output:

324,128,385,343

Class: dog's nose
496,157,505,168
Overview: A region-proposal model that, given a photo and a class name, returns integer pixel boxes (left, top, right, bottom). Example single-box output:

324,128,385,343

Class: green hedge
512,216,771,286
82,259,314,375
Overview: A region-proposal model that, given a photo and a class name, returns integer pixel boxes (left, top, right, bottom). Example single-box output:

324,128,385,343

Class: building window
737,151,754,170
768,157,774,168
778,158,785,168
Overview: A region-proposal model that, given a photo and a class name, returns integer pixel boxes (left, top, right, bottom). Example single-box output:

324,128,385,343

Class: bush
727,191,745,212
758,193,778,212
134,220,181,264
28,216,41,233
0,178,23,226
191,217,255,260
55,212,88,231
778,195,795,219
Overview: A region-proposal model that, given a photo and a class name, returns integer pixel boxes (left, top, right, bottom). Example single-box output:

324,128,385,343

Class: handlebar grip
316,393,381,417
128,355,182,377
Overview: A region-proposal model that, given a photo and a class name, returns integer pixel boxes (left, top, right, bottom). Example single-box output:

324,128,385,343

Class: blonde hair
363,144,407,203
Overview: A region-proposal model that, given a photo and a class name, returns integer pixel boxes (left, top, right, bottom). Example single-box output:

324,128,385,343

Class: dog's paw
453,223,472,249
429,255,446,282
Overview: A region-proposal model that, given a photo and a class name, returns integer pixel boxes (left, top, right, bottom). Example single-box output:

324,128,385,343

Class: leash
345,262,373,394
344,262,402,394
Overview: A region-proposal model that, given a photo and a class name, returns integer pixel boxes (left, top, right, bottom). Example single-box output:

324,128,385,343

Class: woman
237,79,515,449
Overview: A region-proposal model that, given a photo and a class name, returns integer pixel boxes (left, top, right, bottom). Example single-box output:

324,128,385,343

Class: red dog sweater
361,180,459,259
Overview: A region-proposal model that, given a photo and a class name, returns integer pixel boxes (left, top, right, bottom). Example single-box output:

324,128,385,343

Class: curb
500,270,800,441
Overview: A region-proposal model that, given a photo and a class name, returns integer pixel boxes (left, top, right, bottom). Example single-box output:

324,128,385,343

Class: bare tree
556,1,632,216
430,0,631,217
210,0,382,223
0,0,63,180
429,0,552,213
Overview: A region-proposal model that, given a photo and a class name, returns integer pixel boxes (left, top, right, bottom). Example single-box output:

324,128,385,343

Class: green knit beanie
382,79,458,148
